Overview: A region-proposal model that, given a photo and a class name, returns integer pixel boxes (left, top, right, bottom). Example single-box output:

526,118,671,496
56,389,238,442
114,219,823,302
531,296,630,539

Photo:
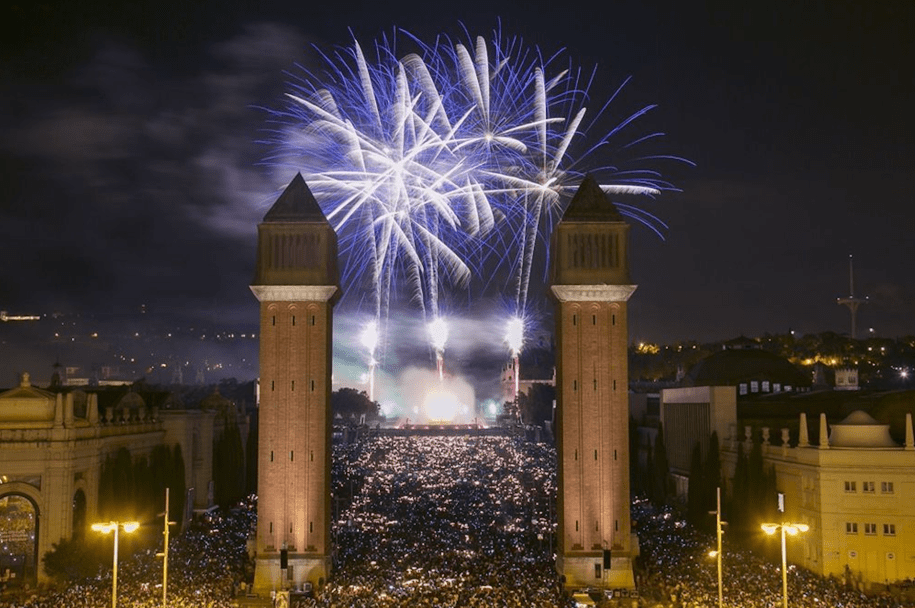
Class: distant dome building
829,410,896,448
684,338,810,396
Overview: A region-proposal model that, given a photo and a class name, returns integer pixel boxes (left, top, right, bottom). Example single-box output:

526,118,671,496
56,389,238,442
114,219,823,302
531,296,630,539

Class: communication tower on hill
836,254,868,339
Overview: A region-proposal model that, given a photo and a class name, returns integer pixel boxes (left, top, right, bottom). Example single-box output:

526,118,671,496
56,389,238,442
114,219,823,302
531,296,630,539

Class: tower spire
550,175,636,591
251,174,339,593
836,254,868,339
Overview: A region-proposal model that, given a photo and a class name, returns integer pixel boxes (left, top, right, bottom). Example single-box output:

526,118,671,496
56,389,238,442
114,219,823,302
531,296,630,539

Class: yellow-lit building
723,410,915,588
0,373,228,585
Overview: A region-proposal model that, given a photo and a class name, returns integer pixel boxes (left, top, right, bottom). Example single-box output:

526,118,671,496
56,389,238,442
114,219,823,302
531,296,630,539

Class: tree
704,431,721,517
687,441,704,525
331,387,379,421
246,409,259,495
517,383,555,426
170,444,186,527
650,424,670,505
43,537,106,581
629,415,642,496
213,418,246,508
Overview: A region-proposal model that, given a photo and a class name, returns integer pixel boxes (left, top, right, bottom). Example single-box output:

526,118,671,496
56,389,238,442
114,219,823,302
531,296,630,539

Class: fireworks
267,24,687,357
505,316,524,401
360,320,379,401
427,316,449,380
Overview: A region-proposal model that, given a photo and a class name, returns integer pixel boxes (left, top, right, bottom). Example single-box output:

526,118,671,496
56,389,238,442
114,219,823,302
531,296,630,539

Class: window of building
750,381,759,393
882,481,894,494
773,383,781,393
846,522,857,534
844,481,856,493
762,381,770,392
884,524,896,536
594,564,601,579
863,481,875,493
864,523,877,536
739,383,747,396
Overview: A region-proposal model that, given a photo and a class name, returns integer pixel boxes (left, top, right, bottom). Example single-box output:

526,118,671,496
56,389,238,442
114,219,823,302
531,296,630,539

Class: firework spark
266,24,689,353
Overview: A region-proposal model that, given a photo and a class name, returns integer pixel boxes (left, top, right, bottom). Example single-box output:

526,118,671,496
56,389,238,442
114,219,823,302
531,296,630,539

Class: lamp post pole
715,487,723,608
761,522,809,608
707,487,725,608
111,523,119,608
92,521,140,608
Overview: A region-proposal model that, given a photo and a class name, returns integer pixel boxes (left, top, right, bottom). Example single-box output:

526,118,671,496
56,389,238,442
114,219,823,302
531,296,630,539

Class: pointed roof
561,174,625,222
262,173,328,222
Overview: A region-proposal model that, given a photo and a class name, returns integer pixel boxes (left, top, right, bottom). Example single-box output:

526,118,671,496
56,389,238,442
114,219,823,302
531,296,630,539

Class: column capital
249,285,337,302
551,284,637,302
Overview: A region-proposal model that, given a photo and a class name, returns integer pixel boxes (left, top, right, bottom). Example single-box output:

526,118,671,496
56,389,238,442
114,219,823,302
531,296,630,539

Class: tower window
291,381,295,391
310,451,314,462
272,316,276,326
290,451,294,461
575,520,579,532
612,314,616,326
290,523,293,533
292,315,296,326
615,520,619,531
573,380,577,391
573,315,577,326
270,451,274,462
271,381,275,391
593,379,597,391
613,380,617,391
592,314,596,325
309,522,313,533
269,522,273,533
594,449,598,460
614,450,617,460
595,521,599,531
575,449,578,460
311,315,316,325
311,380,315,391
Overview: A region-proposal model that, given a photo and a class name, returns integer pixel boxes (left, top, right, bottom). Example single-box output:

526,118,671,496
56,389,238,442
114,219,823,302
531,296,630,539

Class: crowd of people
633,498,914,608
317,434,566,608
1,500,254,608
4,431,915,607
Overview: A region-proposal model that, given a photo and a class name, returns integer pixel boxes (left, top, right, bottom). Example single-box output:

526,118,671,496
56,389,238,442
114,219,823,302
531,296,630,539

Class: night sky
1,0,913,390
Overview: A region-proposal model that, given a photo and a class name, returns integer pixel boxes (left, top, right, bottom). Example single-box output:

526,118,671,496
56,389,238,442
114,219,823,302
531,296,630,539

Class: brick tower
550,175,636,590
251,174,339,592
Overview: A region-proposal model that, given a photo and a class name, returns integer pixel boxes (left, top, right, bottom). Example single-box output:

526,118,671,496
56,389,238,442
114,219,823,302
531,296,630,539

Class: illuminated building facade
0,375,221,585
726,411,915,588
251,174,339,592
550,176,636,590
660,386,737,498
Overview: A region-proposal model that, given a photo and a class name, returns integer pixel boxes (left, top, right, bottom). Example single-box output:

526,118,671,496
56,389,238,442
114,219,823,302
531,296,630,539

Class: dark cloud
1,2,914,389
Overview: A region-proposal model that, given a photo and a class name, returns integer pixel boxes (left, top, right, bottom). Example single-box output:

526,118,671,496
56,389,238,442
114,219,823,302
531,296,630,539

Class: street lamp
707,487,725,608
761,521,809,608
92,520,140,608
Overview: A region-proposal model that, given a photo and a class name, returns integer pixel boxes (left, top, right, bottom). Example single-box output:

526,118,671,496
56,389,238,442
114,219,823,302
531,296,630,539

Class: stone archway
0,491,40,585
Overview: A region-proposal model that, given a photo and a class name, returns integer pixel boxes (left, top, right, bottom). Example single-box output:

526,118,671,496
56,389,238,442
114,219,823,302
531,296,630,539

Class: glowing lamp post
706,487,725,608
761,521,809,608
92,520,140,608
